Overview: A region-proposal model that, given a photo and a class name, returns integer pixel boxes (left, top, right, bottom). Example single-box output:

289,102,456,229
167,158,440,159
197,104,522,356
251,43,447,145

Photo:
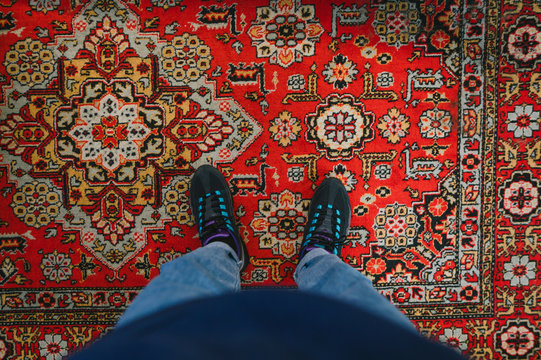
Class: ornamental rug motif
0,0,539,359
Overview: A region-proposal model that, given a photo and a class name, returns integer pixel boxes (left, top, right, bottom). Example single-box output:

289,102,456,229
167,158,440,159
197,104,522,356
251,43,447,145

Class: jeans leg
116,242,242,328
294,248,418,334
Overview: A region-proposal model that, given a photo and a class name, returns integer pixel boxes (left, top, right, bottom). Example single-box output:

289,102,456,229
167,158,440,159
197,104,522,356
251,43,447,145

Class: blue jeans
116,243,417,334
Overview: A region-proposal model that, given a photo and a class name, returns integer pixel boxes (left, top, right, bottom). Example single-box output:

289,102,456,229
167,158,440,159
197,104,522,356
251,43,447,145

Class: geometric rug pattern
0,1,540,358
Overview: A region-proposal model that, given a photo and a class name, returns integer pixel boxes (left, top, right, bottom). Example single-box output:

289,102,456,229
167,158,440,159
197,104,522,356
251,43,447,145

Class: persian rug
0,0,540,358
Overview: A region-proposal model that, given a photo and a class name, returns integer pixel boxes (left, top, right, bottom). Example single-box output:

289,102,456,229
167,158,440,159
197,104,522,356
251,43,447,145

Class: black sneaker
189,165,249,271
299,177,351,260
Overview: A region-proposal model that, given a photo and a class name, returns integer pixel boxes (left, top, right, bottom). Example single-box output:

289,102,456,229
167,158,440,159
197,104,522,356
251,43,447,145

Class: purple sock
201,220,239,254
203,228,235,246
300,234,334,259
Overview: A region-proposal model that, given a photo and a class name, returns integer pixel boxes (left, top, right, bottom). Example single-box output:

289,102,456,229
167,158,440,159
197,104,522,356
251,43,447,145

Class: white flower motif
500,323,536,356
439,327,468,351
507,104,540,138
419,108,452,139
68,94,150,173
247,2,324,68
508,25,541,62
39,334,68,360
503,255,537,287
322,54,358,90
323,111,356,144
41,251,73,283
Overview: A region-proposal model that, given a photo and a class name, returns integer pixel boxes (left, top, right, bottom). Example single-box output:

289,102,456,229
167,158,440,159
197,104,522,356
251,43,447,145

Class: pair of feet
190,165,351,271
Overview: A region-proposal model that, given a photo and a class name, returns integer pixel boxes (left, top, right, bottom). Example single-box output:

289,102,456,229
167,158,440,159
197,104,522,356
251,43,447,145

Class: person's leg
118,165,248,328
296,177,417,334
294,248,418,334
117,242,241,328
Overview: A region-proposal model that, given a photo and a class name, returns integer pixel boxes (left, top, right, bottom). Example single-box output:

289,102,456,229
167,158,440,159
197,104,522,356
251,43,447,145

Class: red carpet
0,0,540,358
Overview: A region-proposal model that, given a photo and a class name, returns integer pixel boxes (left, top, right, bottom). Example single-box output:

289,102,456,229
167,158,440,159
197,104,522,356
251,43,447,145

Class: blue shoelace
302,204,348,257
197,190,236,243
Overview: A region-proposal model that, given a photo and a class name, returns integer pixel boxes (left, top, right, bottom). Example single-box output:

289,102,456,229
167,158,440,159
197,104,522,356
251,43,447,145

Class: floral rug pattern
0,0,540,358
